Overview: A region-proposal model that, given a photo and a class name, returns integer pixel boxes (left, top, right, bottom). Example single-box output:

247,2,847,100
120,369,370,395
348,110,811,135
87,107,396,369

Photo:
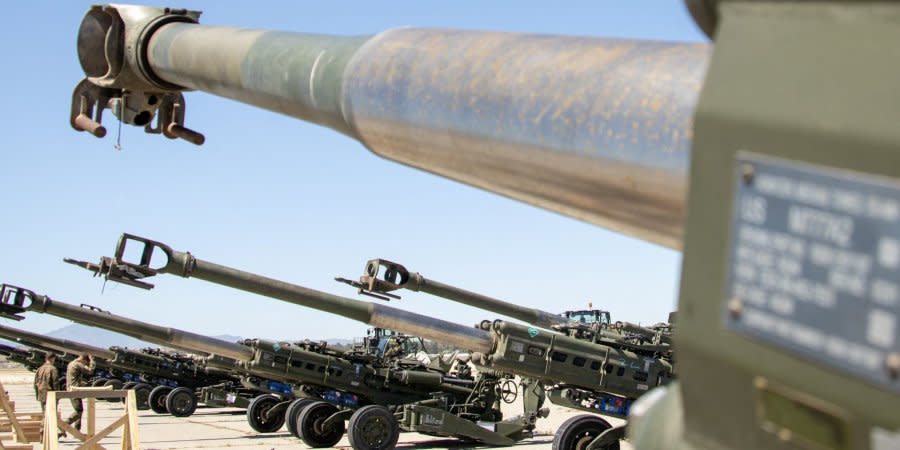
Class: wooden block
0,443,35,450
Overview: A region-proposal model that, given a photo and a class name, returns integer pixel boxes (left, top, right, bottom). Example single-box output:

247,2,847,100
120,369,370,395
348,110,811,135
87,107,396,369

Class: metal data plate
725,153,900,392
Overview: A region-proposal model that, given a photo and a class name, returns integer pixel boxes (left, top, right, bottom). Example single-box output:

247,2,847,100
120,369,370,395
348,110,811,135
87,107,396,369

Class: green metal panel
672,3,900,449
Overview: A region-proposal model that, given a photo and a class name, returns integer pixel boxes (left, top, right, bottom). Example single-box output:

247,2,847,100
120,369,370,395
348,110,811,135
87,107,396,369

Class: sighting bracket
65,233,188,290
336,258,412,301
334,277,399,302
65,256,156,290
0,284,31,321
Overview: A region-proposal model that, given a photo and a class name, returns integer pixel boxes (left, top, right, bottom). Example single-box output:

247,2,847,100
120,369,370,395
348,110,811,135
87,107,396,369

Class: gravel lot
0,368,630,449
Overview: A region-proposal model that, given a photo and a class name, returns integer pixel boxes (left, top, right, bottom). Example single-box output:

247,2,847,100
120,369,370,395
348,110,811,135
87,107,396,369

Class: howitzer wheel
103,379,124,402
133,383,152,410
120,382,136,406
91,378,108,387
166,387,197,417
246,394,285,433
500,379,518,404
347,405,399,450
552,415,620,450
298,401,345,448
286,398,316,438
148,385,173,414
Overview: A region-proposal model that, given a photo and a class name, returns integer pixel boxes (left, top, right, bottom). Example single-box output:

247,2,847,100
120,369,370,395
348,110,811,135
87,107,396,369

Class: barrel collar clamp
181,252,197,277
135,13,198,91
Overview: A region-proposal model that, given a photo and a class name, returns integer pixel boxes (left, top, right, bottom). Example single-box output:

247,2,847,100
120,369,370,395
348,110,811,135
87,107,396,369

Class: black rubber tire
103,379,124,402
552,415,620,450
286,398,316,438
246,394,286,433
148,386,173,414
133,383,153,411
120,382,137,405
91,378,108,387
166,387,197,417
297,401,345,448
347,405,399,450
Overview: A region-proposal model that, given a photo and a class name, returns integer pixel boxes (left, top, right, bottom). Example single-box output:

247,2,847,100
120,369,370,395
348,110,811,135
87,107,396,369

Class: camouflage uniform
33,361,60,412
65,356,95,431
383,338,403,358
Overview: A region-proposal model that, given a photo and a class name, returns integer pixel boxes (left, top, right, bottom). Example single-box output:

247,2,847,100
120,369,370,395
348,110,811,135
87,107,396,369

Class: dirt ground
0,368,630,449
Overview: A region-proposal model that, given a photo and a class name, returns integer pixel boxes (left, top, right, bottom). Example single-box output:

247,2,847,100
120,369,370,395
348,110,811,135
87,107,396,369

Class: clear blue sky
0,2,706,343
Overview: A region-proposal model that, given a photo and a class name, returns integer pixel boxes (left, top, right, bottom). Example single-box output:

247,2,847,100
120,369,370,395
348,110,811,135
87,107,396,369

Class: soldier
33,353,60,412
383,337,403,359
65,354,95,432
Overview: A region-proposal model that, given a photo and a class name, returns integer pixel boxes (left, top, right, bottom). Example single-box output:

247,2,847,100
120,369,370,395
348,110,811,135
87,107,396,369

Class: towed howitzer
0,323,177,402
68,233,679,449
65,4,900,450
0,322,116,378
0,342,68,375
0,323,159,405
0,322,116,361
0,314,252,413
0,284,270,417
0,283,533,447
341,259,673,352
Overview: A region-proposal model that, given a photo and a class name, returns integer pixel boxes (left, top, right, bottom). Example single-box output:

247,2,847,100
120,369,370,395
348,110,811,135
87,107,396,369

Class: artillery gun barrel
620,321,672,345
0,344,47,370
0,322,116,360
74,5,711,249
0,284,253,362
0,342,28,357
66,235,495,354
0,331,59,356
351,259,569,329
177,254,494,353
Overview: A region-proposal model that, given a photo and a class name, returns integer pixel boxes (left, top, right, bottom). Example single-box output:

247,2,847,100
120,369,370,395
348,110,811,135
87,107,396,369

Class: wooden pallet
0,379,42,449
43,386,139,450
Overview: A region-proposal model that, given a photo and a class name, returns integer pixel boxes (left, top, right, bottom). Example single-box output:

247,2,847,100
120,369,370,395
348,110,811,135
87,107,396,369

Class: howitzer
68,233,680,448
0,323,116,361
0,283,533,447
0,342,64,373
341,259,673,352
65,4,900,450
0,318,249,412
0,322,152,402
0,323,162,402
0,284,288,417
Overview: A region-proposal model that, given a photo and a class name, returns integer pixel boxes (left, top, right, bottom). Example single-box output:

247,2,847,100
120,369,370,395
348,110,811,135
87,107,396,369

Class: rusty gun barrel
72,5,710,249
